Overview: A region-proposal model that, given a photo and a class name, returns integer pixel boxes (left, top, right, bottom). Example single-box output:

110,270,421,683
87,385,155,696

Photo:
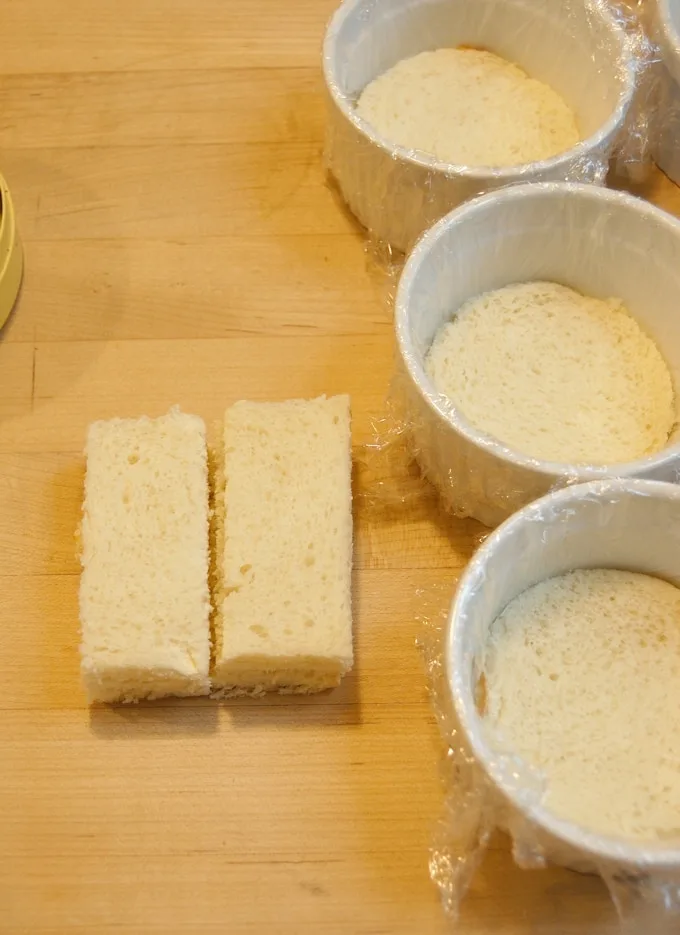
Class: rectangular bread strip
79,408,211,703
212,395,353,693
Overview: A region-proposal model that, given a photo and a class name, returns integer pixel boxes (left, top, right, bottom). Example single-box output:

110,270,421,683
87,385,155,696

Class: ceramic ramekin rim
394,181,680,483
322,0,636,181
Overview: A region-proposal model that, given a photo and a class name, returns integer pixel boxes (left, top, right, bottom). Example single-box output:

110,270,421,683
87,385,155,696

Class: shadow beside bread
89,697,219,739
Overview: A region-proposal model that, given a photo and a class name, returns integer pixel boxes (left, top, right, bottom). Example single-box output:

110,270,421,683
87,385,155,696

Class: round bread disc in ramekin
0,173,23,330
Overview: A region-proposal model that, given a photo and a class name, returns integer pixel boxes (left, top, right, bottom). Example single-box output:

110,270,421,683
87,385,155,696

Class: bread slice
211,396,353,694
356,48,579,167
483,568,680,841
426,281,675,465
79,408,211,703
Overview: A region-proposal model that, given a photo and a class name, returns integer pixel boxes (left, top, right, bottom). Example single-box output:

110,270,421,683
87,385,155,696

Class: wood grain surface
1,3,679,932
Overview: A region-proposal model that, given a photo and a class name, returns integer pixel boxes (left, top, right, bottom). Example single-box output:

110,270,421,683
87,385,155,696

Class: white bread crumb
79,409,211,703
426,281,675,464
483,569,680,841
211,396,353,693
356,48,580,167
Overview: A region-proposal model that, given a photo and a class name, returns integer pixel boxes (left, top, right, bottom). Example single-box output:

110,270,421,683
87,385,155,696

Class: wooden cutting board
1,3,679,932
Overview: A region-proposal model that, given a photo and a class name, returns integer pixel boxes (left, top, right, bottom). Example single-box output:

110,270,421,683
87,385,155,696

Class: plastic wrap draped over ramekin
394,182,680,528
443,478,680,927
323,0,636,253
654,0,680,184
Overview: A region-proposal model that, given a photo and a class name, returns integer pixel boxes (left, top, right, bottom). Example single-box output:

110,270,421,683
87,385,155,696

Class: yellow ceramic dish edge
0,173,23,330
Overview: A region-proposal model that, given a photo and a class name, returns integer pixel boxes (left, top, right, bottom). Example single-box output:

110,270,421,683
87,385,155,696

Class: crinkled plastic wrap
360,181,680,528
323,0,658,255
420,478,680,929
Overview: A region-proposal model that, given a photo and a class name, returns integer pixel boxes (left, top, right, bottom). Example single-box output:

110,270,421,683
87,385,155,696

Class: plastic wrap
323,0,659,255
359,181,680,528
421,477,680,929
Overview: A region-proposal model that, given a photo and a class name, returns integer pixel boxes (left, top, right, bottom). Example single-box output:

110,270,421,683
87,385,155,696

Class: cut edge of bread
82,663,211,705
210,655,348,698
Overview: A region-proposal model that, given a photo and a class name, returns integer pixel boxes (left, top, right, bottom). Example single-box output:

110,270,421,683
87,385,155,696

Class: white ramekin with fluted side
323,0,636,253
447,477,680,883
395,182,680,527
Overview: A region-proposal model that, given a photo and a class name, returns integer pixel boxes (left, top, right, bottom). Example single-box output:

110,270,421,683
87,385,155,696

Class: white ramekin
447,477,680,875
323,0,635,253
395,182,680,528
654,0,680,185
